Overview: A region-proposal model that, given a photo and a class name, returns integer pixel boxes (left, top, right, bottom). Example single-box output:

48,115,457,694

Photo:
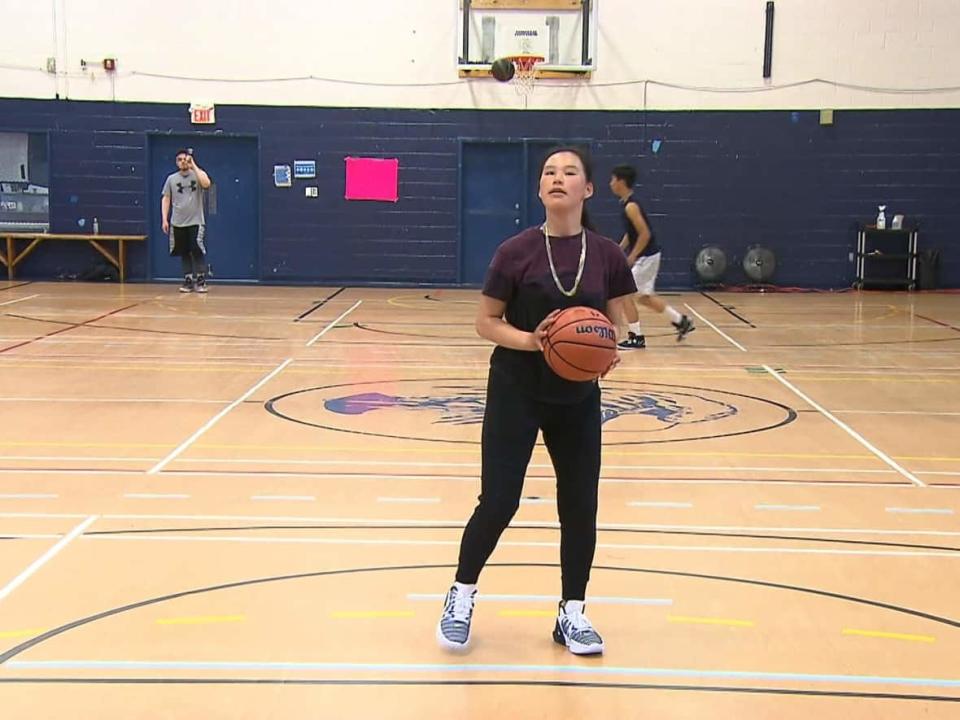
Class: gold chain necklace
542,223,586,298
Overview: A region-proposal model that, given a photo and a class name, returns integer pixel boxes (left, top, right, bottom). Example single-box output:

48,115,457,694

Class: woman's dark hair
538,145,596,231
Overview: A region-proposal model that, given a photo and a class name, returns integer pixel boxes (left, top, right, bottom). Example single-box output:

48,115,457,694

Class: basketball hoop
505,54,543,98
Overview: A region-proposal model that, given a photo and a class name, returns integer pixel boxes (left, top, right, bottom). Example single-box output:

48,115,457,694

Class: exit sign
189,103,216,125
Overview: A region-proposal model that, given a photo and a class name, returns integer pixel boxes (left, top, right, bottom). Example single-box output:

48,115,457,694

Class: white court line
147,358,293,475
0,398,230,404
7,510,960,537
123,493,190,500
0,468,907,487
305,300,362,347
628,501,692,509
376,497,441,504
835,410,960,416
886,507,954,515
0,512,88,519
0,294,40,307
79,534,960,558
1,456,158,463
75,514,960,538
755,504,821,512
0,355,277,365
0,493,58,499
0,515,97,602
251,495,316,502
166,457,902,474
683,304,747,352
762,365,925,488
408,593,673,606
0,470,142,476
8,659,960,689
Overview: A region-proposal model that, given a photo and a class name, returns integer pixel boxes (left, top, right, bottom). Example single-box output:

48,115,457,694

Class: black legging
455,368,602,600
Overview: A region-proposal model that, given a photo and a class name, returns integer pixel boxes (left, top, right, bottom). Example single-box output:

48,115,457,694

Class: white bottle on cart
876,205,886,230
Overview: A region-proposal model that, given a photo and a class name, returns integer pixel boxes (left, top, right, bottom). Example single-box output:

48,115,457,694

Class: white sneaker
436,584,476,651
553,600,604,655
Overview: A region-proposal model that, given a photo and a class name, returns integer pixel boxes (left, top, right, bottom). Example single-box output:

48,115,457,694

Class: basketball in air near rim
490,58,515,82
543,306,618,382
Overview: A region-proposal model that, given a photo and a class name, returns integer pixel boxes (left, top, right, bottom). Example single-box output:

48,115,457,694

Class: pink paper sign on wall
344,157,399,202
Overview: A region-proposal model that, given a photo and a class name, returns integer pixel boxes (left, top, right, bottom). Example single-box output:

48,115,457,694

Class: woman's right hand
529,309,561,351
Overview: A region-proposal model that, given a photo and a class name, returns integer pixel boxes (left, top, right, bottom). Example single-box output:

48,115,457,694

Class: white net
509,55,542,98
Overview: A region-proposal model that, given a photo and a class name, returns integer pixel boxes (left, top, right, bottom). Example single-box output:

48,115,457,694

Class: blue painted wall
2,98,957,288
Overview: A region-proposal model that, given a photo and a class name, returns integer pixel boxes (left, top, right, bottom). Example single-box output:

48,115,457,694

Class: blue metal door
148,136,259,281
459,142,524,284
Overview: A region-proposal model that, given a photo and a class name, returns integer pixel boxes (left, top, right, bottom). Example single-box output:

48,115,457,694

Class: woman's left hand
531,309,562,351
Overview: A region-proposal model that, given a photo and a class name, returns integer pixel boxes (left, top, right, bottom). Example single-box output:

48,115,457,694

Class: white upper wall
2,0,959,110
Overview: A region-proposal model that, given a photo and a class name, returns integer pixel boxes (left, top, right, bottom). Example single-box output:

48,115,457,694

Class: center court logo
324,387,689,426
264,378,797,445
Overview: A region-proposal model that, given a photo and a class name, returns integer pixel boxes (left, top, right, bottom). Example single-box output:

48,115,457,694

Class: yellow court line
668,615,755,628
194,443,875,460
2,439,958,464
0,441,172,449
0,438,960,470
0,363,282,373
497,610,556,618
2,361,489,376
386,294,477,309
194,444,891,462
7,360,960,384
155,615,245,626
0,628,48,639
762,376,960,384
842,628,935,643
330,611,415,619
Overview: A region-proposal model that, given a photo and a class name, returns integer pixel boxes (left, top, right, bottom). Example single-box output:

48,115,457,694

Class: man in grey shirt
161,149,212,292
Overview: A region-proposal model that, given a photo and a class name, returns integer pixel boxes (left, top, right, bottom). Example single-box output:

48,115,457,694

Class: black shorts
169,224,207,257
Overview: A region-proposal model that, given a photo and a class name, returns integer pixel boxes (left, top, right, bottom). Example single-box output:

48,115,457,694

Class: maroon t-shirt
482,226,637,403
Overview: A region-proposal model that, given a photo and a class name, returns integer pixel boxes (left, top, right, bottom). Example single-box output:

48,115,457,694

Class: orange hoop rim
504,54,544,72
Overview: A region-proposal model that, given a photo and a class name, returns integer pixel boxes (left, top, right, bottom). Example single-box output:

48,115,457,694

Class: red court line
0,302,143,355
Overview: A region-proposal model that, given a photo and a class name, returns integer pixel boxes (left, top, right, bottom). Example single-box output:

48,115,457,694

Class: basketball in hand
543,306,618,382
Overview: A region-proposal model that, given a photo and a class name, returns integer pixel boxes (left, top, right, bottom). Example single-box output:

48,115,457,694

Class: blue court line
6,660,960,688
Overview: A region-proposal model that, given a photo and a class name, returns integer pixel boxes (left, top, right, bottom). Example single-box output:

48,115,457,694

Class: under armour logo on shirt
175,180,198,194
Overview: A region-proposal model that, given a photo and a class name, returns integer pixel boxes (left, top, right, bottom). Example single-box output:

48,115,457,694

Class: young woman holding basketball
436,147,636,656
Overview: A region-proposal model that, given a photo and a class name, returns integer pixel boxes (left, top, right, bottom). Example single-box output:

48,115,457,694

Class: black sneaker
179,275,195,293
673,315,695,341
617,332,646,349
195,274,208,294
553,600,604,655
436,584,476,651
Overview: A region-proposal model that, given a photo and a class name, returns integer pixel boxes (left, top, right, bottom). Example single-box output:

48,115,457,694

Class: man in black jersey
609,164,694,348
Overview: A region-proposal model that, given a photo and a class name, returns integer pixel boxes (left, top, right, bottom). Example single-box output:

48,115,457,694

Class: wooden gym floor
0,281,958,718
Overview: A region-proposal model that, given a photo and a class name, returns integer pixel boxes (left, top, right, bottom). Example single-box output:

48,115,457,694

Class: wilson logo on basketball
575,325,616,341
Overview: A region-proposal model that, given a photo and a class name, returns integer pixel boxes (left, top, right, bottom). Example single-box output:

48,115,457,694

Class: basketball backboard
457,0,597,75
